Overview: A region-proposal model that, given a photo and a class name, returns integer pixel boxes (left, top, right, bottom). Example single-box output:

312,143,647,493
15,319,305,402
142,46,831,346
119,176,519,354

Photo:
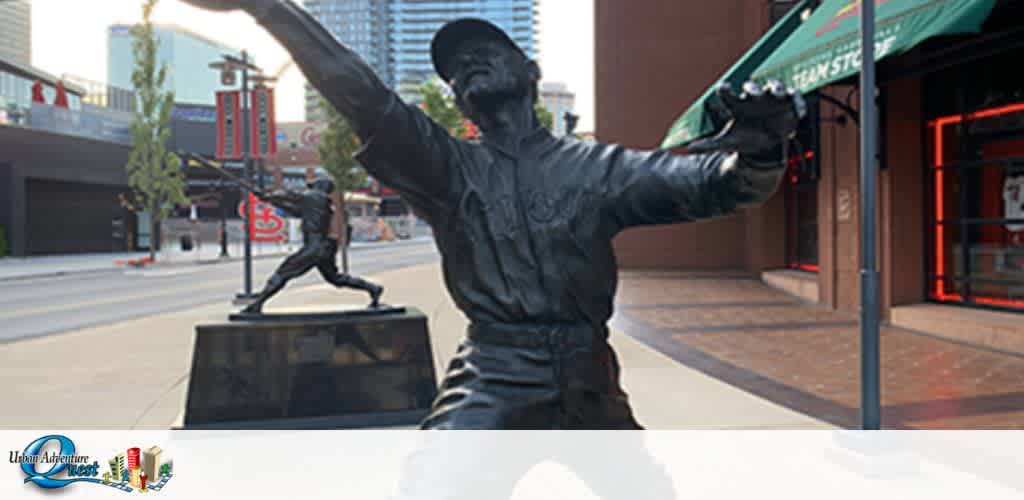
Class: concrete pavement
0,261,832,430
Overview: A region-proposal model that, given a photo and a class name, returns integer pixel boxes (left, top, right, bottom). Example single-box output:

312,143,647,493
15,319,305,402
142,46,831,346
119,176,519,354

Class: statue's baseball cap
431,18,526,83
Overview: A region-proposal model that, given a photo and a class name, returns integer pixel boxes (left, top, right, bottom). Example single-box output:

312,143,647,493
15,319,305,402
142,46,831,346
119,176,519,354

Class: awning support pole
860,0,882,430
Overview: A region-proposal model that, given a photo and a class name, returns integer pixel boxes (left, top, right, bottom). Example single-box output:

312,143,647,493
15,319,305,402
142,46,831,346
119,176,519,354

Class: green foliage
535,103,554,131
0,225,8,258
317,96,368,193
125,0,187,259
419,79,555,136
420,79,469,137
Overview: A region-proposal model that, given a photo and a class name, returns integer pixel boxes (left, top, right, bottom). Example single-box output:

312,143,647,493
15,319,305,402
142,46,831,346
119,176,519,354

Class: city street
0,239,439,343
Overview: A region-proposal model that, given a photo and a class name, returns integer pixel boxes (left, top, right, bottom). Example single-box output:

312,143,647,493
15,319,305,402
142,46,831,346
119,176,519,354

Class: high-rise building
303,0,539,120
390,0,538,102
0,1,31,66
303,0,391,121
539,81,576,137
142,446,162,483
107,24,249,106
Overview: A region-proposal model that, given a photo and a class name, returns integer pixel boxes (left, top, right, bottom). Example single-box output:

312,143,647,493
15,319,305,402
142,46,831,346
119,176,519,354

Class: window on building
928,103,1024,311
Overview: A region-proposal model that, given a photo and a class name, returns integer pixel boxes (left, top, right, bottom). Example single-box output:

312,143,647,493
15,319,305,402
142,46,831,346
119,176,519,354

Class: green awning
752,0,996,92
661,0,810,149
662,0,998,150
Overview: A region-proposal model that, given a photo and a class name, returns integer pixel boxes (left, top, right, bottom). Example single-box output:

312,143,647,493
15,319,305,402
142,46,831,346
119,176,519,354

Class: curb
0,238,434,282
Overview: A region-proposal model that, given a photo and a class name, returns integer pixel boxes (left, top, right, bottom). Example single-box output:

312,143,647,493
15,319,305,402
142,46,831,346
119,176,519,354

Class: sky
29,0,596,131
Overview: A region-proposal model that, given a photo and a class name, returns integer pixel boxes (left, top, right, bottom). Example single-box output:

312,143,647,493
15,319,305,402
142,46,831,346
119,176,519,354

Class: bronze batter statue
185,0,805,429
243,177,382,314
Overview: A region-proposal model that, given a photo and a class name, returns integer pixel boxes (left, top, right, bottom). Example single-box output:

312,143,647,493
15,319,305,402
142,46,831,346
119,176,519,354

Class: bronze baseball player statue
184,0,805,429
243,177,383,314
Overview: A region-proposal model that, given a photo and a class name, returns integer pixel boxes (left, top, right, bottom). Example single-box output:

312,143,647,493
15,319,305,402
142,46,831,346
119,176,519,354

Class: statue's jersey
354,95,784,327
269,188,333,238
300,189,333,236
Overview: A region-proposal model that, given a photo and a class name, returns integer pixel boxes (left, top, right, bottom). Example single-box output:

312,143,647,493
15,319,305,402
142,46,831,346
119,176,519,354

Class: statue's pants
273,236,371,290
420,322,642,430
274,236,338,281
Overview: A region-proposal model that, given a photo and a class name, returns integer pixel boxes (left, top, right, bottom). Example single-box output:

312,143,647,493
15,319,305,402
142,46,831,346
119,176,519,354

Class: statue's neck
475,94,537,150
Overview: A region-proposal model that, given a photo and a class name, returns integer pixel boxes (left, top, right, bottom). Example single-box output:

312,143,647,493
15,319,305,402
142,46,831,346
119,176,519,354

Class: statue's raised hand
688,80,806,159
180,0,274,13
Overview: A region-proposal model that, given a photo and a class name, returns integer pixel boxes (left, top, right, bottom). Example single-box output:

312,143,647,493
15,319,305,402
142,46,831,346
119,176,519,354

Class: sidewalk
613,270,1024,429
0,237,434,281
0,262,829,429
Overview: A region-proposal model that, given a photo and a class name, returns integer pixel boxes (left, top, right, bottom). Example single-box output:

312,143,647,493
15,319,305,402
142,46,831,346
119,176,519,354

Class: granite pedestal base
185,307,436,429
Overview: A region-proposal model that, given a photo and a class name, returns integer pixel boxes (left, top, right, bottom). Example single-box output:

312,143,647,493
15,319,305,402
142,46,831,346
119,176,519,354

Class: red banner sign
249,87,277,158
216,91,242,159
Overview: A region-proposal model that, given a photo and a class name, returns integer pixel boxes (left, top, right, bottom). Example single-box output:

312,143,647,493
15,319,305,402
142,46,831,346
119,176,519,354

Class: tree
419,79,555,138
420,79,469,137
125,0,187,261
317,96,368,193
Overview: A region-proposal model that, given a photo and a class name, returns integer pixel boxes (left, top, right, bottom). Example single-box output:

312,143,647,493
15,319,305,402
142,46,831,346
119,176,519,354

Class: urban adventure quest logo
10,435,173,493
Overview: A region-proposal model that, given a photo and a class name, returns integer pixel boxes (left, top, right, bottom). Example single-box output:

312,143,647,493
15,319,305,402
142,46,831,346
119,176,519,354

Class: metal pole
859,0,881,430
341,194,350,274
220,190,229,258
241,50,254,298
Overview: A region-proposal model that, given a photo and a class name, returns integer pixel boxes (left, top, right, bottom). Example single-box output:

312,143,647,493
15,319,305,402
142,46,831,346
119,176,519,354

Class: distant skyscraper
390,0,538,102
302,0,539,120
108,24,249,106
539,81,576,137
303,0,391,121
0,0,31,66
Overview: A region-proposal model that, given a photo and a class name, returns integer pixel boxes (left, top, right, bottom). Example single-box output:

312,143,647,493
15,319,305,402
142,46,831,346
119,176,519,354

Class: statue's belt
467,322,603,351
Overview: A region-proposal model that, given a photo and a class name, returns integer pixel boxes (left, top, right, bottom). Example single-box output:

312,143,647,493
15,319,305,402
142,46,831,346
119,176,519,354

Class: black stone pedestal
184,307,437,429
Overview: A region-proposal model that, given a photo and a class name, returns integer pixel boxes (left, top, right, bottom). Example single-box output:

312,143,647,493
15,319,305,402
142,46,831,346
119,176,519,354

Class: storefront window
786,95,820,272
927,103,1024,311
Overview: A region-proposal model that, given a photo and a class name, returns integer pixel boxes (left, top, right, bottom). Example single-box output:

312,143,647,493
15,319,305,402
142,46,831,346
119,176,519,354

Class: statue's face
448,38,533,114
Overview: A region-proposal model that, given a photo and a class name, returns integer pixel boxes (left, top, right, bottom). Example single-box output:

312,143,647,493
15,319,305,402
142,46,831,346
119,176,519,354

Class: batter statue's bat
180,151,268,198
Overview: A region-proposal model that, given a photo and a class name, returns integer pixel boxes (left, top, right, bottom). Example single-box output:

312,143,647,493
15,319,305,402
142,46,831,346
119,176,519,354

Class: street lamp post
211,51,264,301
859,0,881,430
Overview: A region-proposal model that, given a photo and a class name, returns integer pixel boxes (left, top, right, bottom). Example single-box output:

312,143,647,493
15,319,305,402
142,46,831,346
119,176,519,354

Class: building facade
0,52,141,257
595,0,1024,352
303,0,539,119
539,81,576,137
0,0,31,66
108,24,247,107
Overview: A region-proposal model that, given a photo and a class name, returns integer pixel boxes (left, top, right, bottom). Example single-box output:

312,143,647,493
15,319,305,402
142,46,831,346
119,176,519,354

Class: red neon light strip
927,103,1024,127
930,292,1024,309
786,151,816,167
933,122,945,299
930,102,1024,306
789,262,820,273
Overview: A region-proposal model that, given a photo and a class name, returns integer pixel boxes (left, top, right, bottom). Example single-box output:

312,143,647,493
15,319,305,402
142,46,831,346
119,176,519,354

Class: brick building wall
594,0,780,270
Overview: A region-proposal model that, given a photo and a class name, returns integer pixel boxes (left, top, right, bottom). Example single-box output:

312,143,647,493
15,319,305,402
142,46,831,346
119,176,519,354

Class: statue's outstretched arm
188,0,393,138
